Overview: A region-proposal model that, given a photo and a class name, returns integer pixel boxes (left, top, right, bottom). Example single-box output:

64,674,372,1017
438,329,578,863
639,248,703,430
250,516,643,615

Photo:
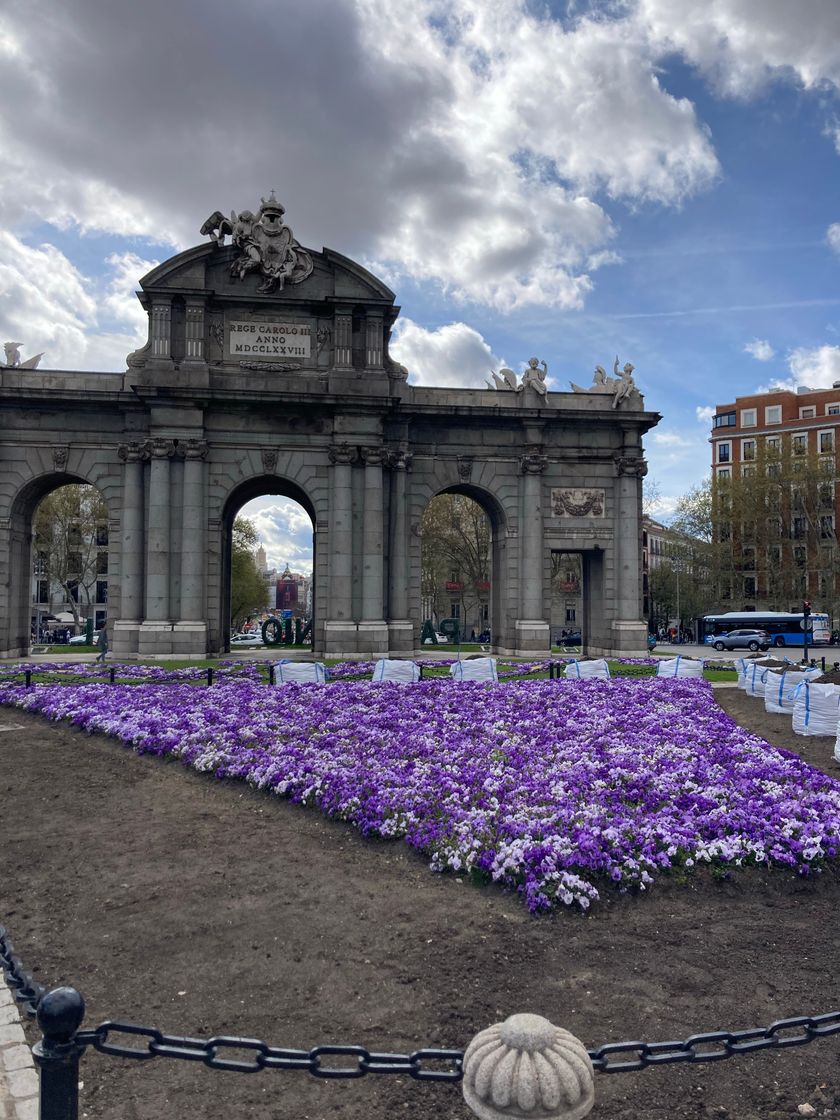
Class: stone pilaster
184,301,206,363
334,313,353,369
150,299,173,366
358,446,389,654
324,443,357,654
387,450,413,652
365,312,384,368
137,439,175,655
515,449,550,653
112,442,147,657
611,446,648,654
173,439,209,655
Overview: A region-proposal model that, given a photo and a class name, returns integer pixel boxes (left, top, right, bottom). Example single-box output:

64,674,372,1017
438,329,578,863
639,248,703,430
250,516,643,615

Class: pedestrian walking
95,624,109,662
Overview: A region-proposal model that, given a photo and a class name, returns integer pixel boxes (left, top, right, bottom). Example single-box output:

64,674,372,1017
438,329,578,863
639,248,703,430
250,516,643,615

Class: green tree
33,484,108,628
231,517,268,629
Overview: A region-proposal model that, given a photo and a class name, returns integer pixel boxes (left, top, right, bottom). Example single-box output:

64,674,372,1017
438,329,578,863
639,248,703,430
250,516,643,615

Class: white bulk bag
744,660,787,697
793,681,840,737
273,661,328,684
564,658,611,681
655,656,704,679
450,658,498,682
763,667,822,714
372,659,421,683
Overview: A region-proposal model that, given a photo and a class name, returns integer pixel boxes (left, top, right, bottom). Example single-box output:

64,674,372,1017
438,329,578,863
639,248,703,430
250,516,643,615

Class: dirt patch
2,689,840,1120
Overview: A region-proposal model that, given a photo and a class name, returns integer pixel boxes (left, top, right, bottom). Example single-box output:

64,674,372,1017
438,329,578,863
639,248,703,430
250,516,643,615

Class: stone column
173,439,208,655
515,449,551,654
358,447,389,655
324,443,357,654
139,438,175,655
113,442,146,657
611,444,649,655
387,450,414,652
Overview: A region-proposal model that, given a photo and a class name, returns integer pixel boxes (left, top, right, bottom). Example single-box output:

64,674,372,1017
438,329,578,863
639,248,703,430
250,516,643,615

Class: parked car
558,631,582,647
712,629,770,652
68,633,99,646
231,633,263,645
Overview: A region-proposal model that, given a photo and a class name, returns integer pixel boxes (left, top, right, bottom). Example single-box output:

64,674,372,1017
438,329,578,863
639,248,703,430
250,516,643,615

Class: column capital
118,441,149,463
328,442,358,466
614,453,647,478
360,445,387,467
388,449,413,472
148,438,177,460
520,452,548,475
184,438,208,461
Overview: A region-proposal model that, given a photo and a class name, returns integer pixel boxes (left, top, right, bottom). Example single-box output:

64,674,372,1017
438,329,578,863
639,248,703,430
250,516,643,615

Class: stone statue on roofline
486,356,548,394
2,342,44,369
570,356,639,407
200,191,314,294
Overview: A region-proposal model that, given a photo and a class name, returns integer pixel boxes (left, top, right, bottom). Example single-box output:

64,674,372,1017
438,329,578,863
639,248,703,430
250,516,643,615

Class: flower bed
2,676,836,911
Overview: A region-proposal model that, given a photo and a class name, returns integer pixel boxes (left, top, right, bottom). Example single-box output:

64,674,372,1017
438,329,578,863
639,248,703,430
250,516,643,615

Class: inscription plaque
229,320,311,358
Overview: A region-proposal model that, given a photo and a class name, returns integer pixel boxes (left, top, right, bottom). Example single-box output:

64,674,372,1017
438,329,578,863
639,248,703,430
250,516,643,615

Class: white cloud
828,222,840,253
241,499,314,575
744,338,775,361
0,233,152,371
0,0,721,313
637,0,840,97
787,344,840,389
696,405,716,423
391,318,504,389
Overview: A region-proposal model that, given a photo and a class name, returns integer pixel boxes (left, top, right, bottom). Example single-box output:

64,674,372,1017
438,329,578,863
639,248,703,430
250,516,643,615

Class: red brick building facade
710,384,839,613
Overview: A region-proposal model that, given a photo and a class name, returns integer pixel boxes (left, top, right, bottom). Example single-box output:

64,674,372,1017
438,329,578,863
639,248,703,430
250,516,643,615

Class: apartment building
710,383,840,609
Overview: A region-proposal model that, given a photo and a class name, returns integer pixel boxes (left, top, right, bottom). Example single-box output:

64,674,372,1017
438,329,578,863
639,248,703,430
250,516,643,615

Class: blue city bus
697,611,831,648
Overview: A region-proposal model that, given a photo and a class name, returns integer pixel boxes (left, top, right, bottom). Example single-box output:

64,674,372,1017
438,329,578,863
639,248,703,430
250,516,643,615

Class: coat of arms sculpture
200,191,314,294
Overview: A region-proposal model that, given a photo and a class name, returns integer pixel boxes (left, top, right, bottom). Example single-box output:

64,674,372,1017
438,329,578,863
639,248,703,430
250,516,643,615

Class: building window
565,608,576,623
799,406,816,419
37,580,49,604
767,462,781,479
740,408,757,427
794,546,807,566
450,602,460,618
792,517,806,539
741,439,756,461
792,433,808,455
713,411,736,428
96,580,108,603
820,482,834,507
742,547,756,568
765,404,782,424
717,442,731,463
828,404,840,415
768,517,781,539
95,525,109,547
96,553,108,574
717,467,731,480
743,576,756,598
768,545,782,568
68,552,82,573
766,435,781,452
67,579,79,603
742,465,755,478
819,430,835,454
820,515,835,539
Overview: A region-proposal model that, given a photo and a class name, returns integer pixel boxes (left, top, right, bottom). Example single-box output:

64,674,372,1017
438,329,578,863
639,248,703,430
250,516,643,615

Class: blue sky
3,0,840,571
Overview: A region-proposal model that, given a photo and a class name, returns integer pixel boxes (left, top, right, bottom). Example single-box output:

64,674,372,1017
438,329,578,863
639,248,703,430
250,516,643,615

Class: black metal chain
5,923,840,1079
0,925,45,1016
73,1024,464,1081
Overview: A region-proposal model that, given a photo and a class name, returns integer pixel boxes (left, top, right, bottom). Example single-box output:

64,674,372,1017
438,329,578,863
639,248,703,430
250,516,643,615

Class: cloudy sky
4,0,840,571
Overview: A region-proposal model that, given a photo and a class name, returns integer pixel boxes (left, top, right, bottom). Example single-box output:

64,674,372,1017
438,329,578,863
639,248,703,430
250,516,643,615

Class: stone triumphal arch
0,194,659,660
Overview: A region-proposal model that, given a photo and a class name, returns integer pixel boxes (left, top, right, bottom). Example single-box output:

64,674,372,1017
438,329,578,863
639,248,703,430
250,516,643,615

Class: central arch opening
420,486,501,646
220,478,315,652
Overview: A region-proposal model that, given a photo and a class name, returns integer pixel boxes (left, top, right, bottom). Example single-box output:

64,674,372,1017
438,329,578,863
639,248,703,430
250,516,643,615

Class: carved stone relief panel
551,488,605,517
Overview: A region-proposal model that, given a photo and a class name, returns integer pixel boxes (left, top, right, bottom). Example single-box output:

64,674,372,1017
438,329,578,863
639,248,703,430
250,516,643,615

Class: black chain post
33,986,86,1120
207,668,214,687
25,669,32,688
268,664,276,685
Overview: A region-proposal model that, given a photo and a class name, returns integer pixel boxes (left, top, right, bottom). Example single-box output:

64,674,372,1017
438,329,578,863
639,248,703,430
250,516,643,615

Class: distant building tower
255,545,267,573
276,563,299,612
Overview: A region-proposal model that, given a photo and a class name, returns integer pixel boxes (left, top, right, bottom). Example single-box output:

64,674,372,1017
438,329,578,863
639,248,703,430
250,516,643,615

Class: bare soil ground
2,687,840,1120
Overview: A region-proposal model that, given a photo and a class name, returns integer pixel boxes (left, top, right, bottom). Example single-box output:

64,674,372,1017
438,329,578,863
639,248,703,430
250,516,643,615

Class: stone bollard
462,1013,595,1120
